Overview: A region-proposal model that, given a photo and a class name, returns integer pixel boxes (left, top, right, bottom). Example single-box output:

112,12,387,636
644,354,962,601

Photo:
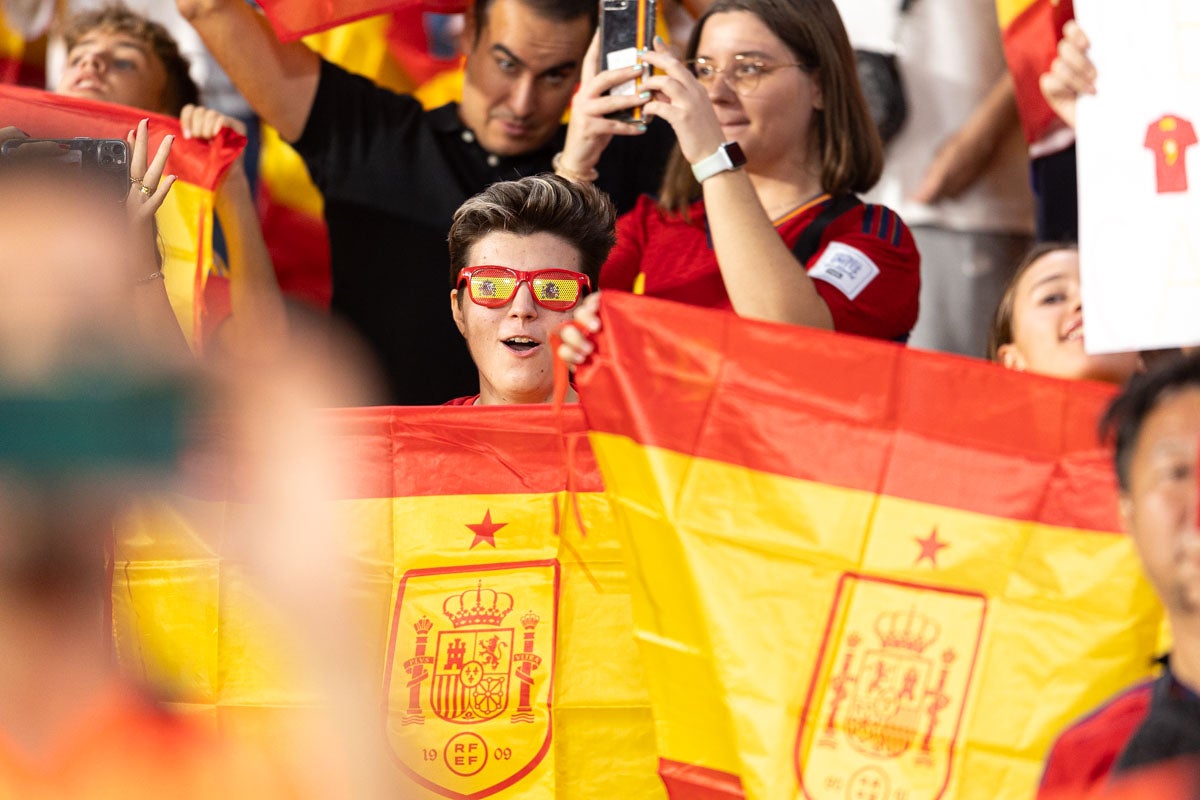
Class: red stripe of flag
577,293,1121,532
0,83,244,189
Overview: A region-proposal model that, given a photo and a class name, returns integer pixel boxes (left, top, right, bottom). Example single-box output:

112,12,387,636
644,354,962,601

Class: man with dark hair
446,173,614,406
1038,353,1200,799
175,0,673,405
56,3,200,115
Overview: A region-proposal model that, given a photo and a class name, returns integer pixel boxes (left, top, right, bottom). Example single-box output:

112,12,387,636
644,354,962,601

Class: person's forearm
214,170,288,348
703,172,834,329
176,0,319,141
130,233,191,359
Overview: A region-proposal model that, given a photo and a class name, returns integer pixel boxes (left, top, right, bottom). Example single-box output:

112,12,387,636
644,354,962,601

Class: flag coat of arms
0,84,245,346
576,292,1164,800
111,405,665,800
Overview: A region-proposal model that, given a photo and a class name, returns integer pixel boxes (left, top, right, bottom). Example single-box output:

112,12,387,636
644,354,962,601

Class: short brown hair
61,3,199,115
658,0,882,215
987,242,1077,362
448,174,616,289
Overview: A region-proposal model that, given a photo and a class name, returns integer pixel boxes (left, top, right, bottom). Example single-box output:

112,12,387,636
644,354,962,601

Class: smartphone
0,138,129,201
599,0,656,123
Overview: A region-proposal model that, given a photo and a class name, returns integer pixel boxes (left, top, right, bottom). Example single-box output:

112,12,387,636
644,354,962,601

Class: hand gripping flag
1,85,245,346
111,405,666,799
576,292,1164,800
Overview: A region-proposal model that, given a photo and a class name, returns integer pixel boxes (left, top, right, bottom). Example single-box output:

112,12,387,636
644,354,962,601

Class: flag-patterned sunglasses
457,267,592,311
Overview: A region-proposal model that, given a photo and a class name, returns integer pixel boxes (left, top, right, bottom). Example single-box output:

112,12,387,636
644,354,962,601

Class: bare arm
639,46,834,328
126,120,192,359
175,0,319,142
911,72,1021,204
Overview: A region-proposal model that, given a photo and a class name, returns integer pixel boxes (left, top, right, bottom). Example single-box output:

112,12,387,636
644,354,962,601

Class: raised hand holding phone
555,33,652,184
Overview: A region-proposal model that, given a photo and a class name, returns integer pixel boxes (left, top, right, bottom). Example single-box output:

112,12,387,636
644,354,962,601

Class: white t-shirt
838,0,1036,234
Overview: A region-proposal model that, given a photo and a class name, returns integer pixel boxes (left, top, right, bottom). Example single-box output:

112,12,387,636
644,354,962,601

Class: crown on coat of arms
443,581,514,628
874,608,940,654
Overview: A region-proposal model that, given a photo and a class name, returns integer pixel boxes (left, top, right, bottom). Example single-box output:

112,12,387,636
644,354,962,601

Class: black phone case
0,138,129,200
599,0,656,123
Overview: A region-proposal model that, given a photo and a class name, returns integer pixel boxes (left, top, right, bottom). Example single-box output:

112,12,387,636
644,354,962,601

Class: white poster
1076,0,1200,353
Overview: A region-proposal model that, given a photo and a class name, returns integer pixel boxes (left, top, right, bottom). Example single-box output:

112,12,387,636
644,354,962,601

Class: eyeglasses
456,266,592,311
685,54,810,95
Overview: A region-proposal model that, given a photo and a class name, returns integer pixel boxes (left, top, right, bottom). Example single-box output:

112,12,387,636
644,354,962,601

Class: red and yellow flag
112,405,665,799
996,0,1075,144
1,85,244,346
257,0,465,43
577,292,1163,800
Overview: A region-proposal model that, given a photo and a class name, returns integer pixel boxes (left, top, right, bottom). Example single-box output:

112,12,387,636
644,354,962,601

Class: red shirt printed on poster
1145,114,1198,194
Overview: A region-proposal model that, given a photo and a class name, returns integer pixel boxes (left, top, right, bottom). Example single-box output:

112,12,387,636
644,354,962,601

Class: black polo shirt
293,59,674,405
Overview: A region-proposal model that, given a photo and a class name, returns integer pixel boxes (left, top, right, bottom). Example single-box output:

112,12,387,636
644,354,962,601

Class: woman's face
450,230,585,405
694,11,822,174
57,27,170,114
998,249,1142,384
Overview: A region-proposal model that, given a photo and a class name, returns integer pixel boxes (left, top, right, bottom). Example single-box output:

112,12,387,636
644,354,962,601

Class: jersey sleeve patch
807,242,880,301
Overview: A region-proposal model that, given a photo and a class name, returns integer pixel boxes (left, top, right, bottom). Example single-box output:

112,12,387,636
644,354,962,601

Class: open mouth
1063,321,1084,342
503,336,540,353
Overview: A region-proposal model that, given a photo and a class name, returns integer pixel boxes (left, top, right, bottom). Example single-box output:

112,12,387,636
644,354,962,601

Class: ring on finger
139,183,154,196
131,177,144,187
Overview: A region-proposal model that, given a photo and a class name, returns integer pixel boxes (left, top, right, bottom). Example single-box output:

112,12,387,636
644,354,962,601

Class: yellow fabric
0,7,24,63
587,435,1164,800
996,0,1041,30
154,182,213,345
111,489,664,799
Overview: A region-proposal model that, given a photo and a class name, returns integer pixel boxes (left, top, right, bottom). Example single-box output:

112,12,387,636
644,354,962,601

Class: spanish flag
997,0,1075,144
112,405,665,799
1,84,244,347
576,292,1163,800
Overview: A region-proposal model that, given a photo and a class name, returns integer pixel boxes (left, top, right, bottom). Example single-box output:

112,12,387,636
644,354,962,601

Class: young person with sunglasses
446,174,614,405
562,0,919,348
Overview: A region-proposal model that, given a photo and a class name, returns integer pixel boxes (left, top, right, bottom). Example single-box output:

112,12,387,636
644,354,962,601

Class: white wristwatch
690,141,747,183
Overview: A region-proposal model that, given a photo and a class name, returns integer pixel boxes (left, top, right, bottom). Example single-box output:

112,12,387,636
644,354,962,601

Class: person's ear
1119,493,1135,536
451,289,467,336
461,4,479,56
997,343,1027,372
811,70,824,111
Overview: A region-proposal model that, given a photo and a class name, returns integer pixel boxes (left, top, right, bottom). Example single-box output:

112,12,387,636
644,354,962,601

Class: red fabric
181,405,603,501
0,683,289,798
1002,0,1075,145
443,394,479,406
576,292,1123,531
1144,115,1197,194
385,8,464,88
1037,680,1154,800
0,84,244,188
258,0,465,42
600,195,919,342
658,758,745,799
255,183,332,309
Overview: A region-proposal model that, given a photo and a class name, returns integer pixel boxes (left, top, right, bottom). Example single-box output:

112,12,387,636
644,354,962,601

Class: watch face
724,141,747,168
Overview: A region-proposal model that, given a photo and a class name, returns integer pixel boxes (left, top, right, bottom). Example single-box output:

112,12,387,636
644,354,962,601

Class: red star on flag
466,510,506,549
914,528,949,567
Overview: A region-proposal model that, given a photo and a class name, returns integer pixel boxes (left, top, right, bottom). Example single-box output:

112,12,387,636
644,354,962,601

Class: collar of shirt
427,102,564,175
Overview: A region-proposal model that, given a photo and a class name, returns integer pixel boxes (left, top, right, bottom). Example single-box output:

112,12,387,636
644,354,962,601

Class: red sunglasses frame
456,266,592,311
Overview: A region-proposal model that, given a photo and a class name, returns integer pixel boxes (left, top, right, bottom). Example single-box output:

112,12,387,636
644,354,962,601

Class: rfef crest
795,574,986,800
384,561,558,799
